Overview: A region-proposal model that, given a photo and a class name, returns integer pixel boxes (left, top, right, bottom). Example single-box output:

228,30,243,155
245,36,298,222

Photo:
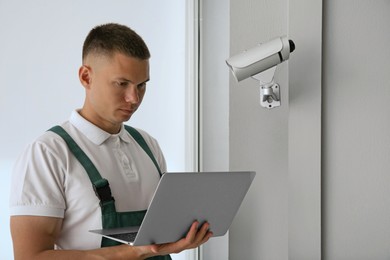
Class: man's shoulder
13,122,74,172
31,122,73,150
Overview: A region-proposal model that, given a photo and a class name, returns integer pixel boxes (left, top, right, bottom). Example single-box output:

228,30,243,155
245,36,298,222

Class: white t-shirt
9,110,167,249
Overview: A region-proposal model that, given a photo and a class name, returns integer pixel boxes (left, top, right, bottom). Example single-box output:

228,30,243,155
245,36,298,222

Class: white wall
201,0,390,259
288,0,323,258
228,1,289,259
200,0,291,258
199,0,230,259
201,0,289,259
322,1,390,259
0,1,189,259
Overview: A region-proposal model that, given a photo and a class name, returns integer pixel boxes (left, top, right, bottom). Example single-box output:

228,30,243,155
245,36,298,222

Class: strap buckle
93,179,114,204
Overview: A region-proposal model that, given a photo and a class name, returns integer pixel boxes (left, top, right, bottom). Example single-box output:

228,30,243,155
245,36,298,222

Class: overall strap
48,126,116,212
124,125,162,177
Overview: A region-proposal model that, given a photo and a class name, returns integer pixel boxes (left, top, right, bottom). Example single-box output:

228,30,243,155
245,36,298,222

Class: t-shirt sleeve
9,138,67,218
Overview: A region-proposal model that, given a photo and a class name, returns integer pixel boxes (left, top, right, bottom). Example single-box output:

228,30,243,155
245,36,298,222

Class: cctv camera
226,36,295,109
226,36,295,82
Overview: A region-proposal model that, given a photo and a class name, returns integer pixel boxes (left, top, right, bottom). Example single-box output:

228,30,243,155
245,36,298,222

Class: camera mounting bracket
252,66,281,109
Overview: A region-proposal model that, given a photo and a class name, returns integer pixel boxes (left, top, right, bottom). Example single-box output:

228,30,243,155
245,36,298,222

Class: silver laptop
90,171,255,246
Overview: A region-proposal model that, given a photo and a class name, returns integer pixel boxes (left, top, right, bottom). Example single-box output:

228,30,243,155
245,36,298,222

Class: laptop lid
90,171,256,246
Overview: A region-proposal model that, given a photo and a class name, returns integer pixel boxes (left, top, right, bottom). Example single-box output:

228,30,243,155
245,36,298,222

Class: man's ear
79,65,92,89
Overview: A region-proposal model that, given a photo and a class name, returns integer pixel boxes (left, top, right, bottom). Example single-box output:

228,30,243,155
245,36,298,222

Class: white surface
229,0,289,259
289,0,323,259
199,0,230,259
322,1,390,259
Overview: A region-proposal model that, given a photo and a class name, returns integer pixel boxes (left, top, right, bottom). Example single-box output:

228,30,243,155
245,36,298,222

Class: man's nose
124,86,139,104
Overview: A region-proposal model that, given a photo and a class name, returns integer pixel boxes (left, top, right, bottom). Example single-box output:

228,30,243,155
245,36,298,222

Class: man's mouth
119,108,136,116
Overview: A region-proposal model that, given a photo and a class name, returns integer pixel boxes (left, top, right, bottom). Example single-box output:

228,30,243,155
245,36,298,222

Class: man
10,23,212,259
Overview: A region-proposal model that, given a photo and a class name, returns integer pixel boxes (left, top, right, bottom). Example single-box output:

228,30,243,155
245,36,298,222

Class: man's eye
116,81,128,87
138,83,146,89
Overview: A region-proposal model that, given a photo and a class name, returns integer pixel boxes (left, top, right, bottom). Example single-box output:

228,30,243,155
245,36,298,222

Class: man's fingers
185,221,212,247
185,221,200,242
148,221,213,256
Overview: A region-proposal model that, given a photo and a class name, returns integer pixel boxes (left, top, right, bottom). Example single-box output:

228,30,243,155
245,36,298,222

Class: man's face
79,52,149,133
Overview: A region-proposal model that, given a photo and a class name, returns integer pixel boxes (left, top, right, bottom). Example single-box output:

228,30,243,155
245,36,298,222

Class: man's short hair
82,23,150,62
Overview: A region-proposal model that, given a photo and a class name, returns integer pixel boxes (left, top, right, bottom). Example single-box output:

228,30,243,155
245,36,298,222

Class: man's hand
137,221,213,258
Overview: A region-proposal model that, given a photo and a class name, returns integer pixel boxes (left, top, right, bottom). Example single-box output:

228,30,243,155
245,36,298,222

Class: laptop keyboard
109,232,138,242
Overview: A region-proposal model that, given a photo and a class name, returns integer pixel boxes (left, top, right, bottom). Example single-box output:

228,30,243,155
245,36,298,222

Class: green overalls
50,125,171,260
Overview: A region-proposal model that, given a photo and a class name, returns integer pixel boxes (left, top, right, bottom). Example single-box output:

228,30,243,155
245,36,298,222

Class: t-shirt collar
69,110,132,145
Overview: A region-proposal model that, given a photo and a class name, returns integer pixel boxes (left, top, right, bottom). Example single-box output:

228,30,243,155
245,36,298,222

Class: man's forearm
15,245,152,260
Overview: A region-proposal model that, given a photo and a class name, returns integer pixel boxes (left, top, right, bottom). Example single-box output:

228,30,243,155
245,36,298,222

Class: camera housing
226,36,295,82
